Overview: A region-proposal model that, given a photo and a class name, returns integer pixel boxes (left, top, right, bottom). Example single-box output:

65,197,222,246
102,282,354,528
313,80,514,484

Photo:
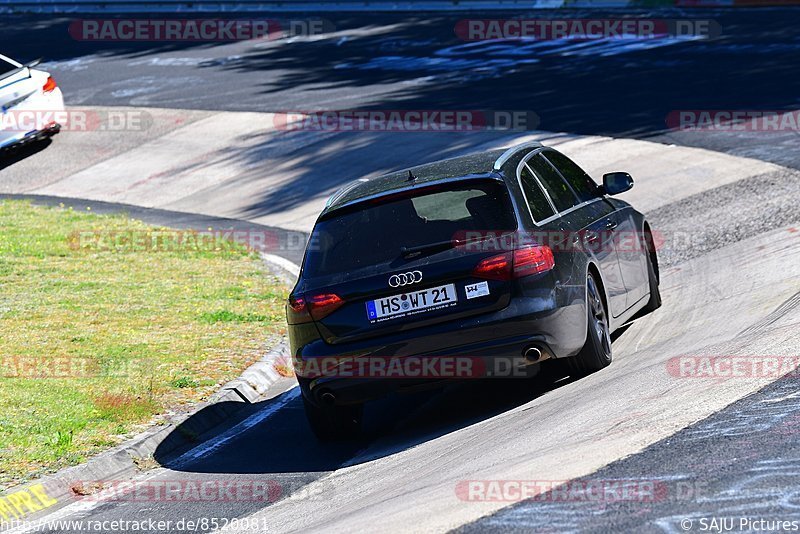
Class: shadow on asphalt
233,130,517,219
153,362,583,476
0,14,247,65
191,7,800,217
154,316,644,476
0,138,53,170
204,9,800,138
5,9,800,215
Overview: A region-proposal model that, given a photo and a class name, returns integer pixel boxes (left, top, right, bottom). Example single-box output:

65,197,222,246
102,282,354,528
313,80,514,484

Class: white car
0,53,64,151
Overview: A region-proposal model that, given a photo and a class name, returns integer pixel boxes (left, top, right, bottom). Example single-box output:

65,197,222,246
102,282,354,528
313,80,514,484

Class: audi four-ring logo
389,271,423,287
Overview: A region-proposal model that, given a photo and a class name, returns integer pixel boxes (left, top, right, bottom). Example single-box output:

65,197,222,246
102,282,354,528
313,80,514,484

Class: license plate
366,283,457,322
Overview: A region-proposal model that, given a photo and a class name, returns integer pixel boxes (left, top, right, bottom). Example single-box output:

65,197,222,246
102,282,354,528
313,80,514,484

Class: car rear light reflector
472,245,555,281
307,293,345,321
472,251,513,281
512,245,555,277
287,295,311,324
42,76,57,93
288,292,345,324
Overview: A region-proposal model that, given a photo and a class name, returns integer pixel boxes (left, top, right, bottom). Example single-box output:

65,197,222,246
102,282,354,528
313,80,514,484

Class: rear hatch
295,178,521,344
0,58,41,145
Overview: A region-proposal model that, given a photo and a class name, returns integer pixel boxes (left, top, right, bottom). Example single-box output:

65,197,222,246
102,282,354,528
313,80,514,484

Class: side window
544,150,600,203
527,154,579,212
519,165,556,223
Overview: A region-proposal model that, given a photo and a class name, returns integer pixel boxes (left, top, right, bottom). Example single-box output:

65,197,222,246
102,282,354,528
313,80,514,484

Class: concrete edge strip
0,194,300,529
261,252,301,285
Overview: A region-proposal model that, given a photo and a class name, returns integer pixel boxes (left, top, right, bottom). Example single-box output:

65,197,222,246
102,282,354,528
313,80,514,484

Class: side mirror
602,172,634,195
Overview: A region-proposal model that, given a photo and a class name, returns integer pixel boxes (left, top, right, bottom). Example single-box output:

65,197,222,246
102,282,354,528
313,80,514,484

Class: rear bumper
298,334,557,407
0,122,61,151
294,294,586,407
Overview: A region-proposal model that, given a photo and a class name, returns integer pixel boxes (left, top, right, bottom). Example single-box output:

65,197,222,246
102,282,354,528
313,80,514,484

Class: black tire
302,395,363,442
566,273,613,377
633,233,662,318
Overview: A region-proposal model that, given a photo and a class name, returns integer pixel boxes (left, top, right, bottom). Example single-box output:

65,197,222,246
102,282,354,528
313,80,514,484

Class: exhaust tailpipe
523,346,543,363
319,391,336,406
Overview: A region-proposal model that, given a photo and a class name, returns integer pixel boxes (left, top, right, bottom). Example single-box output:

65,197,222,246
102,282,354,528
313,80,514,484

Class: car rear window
304,181,516,278
0,58,19,78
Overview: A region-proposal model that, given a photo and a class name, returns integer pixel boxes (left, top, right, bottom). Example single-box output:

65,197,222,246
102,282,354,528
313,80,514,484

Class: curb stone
1,340,294,530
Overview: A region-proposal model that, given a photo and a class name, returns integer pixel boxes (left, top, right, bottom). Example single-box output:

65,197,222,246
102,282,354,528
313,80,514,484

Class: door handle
585,231,600,243
605,219,618,230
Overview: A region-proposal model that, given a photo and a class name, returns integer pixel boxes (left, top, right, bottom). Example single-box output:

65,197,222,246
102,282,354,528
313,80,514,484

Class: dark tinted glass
304,182,516,277
527,154,579,212
0,58,18,77
519,165,556,223
544,150,600,203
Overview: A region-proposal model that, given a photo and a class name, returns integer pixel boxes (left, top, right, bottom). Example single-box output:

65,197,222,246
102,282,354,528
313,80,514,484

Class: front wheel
302,395,363,442
566,273,612,377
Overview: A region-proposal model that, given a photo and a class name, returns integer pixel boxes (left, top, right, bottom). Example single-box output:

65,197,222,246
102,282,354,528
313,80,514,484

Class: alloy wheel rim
588,277,611,357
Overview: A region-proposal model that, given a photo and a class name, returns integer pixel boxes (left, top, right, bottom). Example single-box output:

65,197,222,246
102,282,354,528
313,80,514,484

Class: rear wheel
302,395,363,442
566,273,612,376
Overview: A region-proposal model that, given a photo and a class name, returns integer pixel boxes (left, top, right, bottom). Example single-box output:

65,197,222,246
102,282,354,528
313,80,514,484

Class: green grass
0,200,288,489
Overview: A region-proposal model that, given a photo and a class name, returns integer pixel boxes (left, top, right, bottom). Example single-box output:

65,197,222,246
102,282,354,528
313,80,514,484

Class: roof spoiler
493,141,544,171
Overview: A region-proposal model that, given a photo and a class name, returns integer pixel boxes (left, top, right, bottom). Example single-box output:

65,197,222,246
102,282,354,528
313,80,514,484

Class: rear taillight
307,293,345,321
472,251,513,281
472,245,555,281
287,295,310,324
512,245,555,277
42,76,57,93
287,292,345,324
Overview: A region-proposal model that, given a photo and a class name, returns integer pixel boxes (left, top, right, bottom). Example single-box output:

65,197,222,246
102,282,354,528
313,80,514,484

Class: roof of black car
322,149,507,215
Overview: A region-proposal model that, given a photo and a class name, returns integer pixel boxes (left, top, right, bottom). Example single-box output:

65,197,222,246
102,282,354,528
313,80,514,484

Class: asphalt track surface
2,6,800,534
5,165,799,533
1,8,800,168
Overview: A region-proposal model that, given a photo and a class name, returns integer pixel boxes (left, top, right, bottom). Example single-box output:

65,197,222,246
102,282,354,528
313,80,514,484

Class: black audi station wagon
287,142,661,440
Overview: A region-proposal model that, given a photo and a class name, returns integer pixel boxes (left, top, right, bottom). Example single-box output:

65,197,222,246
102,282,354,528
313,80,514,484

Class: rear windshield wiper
400,240,458,259
399,231,515,260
